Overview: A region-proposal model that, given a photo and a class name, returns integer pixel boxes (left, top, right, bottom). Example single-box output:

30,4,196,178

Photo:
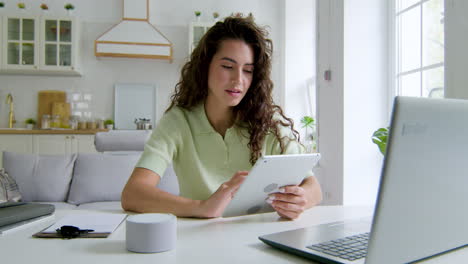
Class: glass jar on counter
97,119,105,130
51,115,61,128
69,116,79,130
78,118,87,130
41,115,51,129
87,119,97,130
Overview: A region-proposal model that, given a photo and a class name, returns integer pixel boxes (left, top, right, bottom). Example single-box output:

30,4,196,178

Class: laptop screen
366,96,468,263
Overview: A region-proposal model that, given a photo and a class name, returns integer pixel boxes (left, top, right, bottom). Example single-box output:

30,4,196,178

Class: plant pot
26,124,34,129
304,127,316,153
106,124,114,130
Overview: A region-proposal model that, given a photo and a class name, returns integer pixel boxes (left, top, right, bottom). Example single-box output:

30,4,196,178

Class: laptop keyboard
307,232,369,261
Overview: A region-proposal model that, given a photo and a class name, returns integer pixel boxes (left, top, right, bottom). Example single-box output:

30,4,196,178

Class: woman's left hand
267,185,308,220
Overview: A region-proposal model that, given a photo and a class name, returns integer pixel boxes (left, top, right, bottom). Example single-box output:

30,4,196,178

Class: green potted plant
104,119,114,130
213,12,220,22
194,11,201,21
64,3,74,10
40,3,49,10
0,2,5,8
64,3,74,15
17,2,25,9
25,118,36,129
372,127,389,155
300,116,316,153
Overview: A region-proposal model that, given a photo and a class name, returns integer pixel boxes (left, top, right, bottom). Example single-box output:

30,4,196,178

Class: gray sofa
1,132,179,211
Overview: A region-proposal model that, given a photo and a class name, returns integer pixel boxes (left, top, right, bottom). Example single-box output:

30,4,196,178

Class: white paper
42,213,127,233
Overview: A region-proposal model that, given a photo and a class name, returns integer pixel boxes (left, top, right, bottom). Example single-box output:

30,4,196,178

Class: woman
121,15,322,220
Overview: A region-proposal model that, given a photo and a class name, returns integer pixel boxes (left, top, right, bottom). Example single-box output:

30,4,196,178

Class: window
395,0,444,98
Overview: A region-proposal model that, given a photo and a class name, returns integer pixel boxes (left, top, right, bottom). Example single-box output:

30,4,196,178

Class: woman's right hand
194,171,248,218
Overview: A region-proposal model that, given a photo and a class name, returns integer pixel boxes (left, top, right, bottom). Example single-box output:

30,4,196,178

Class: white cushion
77,201,123,212
2,151,77,202
67,153,140,205
94,130,151,152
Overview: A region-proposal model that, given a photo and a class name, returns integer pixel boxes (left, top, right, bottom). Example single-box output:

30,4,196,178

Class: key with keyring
56,225,94,239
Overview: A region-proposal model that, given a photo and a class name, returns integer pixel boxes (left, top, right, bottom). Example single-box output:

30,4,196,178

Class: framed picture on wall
114,83,156,130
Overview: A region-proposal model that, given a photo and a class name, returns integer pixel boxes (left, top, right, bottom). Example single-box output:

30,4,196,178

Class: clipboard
33,230,112,238
33,213,127,238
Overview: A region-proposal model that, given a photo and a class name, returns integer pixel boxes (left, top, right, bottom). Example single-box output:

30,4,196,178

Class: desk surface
1,206,466,263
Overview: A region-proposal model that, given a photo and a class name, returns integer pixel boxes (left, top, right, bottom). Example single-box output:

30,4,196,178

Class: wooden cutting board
37,90,67,128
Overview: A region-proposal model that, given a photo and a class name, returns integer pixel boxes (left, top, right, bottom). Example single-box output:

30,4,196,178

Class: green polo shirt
136,103,305,200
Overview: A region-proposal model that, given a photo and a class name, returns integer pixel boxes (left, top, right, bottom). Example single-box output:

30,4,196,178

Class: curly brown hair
168,15,300,164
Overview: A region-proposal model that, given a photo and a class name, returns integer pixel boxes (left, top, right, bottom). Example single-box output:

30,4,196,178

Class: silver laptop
0,202,55,234
259,96,468,264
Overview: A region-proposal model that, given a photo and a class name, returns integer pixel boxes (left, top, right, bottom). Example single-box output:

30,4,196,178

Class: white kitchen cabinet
0,134,96,167
71,135,97,153
1,15,81,76
1,16,39,71
32,134,97,155
39,17,80,74
33,135,72,155
0,135,33,168
188,22,214,54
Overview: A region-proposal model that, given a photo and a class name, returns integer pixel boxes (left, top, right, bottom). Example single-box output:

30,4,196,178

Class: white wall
283,0,316,138
316,0,389,205
0,0,283,128
315,0,345,205
444,0,468,99
343,0,389,205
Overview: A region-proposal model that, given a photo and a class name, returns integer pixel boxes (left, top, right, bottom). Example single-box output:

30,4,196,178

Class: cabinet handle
65,136,69,139
71,135,75,139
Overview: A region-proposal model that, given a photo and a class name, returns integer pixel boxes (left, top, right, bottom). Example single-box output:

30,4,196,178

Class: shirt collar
192,103,217,134
191,103,248,135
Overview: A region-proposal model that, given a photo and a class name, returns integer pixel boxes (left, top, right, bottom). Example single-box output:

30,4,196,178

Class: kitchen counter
0,129,109,135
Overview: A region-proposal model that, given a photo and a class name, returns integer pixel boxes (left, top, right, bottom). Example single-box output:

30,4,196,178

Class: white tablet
222,153,321,217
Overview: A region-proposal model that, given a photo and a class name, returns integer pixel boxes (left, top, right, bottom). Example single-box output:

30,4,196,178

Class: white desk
1,206,466,263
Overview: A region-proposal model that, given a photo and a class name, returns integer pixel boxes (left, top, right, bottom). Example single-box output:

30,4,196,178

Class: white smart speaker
126,213,177,253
